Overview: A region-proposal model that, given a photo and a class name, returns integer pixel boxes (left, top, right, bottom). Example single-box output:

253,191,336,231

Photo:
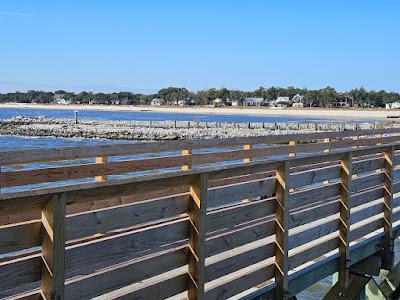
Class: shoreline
0,103,399,121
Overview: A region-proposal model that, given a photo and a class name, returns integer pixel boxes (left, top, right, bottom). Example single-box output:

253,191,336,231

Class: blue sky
0,1,399,93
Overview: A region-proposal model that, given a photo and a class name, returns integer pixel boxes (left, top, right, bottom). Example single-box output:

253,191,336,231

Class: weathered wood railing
2,127,400,193
1,137,400,299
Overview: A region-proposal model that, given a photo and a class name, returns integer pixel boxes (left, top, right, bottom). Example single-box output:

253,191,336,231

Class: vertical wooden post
275,161,290,299
338,152,352,294
382,145,395,270
41,193,66,300
288,140,296,157
243,144,252,163
188,174,208,300
182,149,192,170
324,138,330,153
376,133,383,145
95,156,107,181
352,136,359,149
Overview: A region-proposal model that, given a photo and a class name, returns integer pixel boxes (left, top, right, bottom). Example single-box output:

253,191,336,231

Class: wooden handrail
1,141,400,299
2,130,400,192
1,127,400,166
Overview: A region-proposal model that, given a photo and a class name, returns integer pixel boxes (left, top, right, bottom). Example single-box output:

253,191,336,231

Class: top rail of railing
1,127,399,165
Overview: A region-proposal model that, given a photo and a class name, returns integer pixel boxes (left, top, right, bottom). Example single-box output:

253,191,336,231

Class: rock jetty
0,116,384,141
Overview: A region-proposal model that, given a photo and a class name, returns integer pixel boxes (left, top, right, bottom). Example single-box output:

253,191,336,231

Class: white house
291,94,304,108
151,98,165,106
243,97,265,106
274,97,290,107
213,98,223,107
386,102,400,109
231,100,239,106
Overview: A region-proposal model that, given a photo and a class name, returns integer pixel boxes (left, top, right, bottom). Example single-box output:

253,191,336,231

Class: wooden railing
2,127,400,193
1,135,400,299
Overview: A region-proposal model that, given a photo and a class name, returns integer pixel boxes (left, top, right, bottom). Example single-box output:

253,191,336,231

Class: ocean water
0,107,397,298
0,106,344,123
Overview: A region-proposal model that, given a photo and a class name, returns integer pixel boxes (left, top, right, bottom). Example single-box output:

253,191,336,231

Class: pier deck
1,128,400,299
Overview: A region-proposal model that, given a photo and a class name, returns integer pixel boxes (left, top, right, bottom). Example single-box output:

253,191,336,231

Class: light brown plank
66,194,190,241
65,219,189,274
205,218,276,257
289,183,340,210
205,241,275,282
288,218,339,249
207,177,276,209
0,221,41,255
207,198,275,233
289,236,338,269
205,262,275,300
65,247,187,300
0,256,41,297
290,165,341,189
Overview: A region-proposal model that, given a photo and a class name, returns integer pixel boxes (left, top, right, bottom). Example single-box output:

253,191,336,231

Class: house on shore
151,98,165,106
274,97,290,107
386,102,400,109
243,97,265,106
213,98,223,107
291,94,304,108
54,93,71,105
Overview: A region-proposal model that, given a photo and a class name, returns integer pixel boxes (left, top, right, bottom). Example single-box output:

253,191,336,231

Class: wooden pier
1,128,400,299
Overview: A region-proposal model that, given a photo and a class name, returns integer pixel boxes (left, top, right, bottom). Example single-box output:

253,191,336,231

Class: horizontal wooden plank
289,183,340,210
350,201,384,225
351,187,384,208
0,256,41,297
115,272,188,300
208,177,276,209
352,172,385,193
65,219,188,274
206,241,275,282
207,198,275,233
3,133,395,189
289,199,340,229
65,247,187,299
3,127,398,165
289,218,339,249
205,261,275,299
352,157,384,175
0,140,340,188
66,194,190,241
0,221,41,255
206,218,275,257
290,165,341,189
289,236,338,269
350,217,384,241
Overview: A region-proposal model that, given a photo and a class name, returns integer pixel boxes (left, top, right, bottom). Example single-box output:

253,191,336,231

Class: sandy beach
0,102,398,120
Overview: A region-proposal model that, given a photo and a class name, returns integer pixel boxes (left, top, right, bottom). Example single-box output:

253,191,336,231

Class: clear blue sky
1,1,399,93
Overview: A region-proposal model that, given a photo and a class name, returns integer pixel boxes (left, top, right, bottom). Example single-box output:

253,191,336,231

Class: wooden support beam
95,156,107,181
380,260,400,298
243,144,252,163
41,193,66,300
182,149,192,170
338,152,352,295
323,273,371,300
382,145,395,270
289,140,296,157
275,161,291,299
352,136,359,149
324,138,330,153
188,174,208,300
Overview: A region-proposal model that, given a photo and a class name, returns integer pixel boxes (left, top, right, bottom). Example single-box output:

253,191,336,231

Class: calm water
0,106,343,123
0,107,397,298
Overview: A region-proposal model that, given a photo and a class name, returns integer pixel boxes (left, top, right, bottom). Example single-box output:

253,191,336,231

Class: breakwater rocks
0,116,389,141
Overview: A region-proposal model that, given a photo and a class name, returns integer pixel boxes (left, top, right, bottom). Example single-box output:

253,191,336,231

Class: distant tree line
1,86,400,108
